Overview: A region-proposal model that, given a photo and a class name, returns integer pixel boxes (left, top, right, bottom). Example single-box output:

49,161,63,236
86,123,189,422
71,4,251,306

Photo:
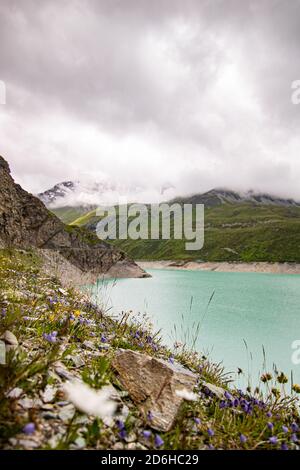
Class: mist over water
94,269,300,388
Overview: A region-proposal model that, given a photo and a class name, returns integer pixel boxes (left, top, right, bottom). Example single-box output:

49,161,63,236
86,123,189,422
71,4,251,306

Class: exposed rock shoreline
137,260,300,275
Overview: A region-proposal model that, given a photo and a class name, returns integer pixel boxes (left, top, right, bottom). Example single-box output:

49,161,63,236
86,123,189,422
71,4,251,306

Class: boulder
112,349,197,431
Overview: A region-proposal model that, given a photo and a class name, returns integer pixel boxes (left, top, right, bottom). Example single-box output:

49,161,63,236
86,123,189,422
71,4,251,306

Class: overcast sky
0,0,300,199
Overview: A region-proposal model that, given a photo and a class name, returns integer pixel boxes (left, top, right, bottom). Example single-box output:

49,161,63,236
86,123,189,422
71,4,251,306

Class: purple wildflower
219,400,226,409
281,442,289,451
266,411,272,418
168,356,174,364
291,433,298,443
43,331,57,343
208,444,215,450
224,391,232,400
119,429,127,440
207,428,214,437
291,422,299,432
233,398,240,407
147,411,153,421
23,422,35,435
240,434,247,443
100,334,107,343
194,417,201,425
267,422,274,430
142,430,151,439
154,434,164,448
269,436,278,445
282,426,289,433
116,419,125,430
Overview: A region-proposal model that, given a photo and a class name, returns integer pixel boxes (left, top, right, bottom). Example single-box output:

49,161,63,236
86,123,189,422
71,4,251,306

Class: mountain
38,181,78,205
171,188,300,208
0,156,146,278
47,187,300,263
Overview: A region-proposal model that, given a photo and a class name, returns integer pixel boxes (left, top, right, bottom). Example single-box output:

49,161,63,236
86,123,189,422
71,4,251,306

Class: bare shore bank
137,260,300,275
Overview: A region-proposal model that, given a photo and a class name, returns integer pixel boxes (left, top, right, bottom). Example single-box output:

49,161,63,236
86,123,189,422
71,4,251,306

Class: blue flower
154,434,164,448
269,436,278,445
147,411,153,421
100,334,107,343
281,442,289,450
116,419,125,430
194,417,201,425
267,422,274,430
207,428,214,437
219,400,226,409
168,356,174,364
266,411,272,418
240,434,247,443
291,422,299,432
119,429,127,440
43,331,57,343
224,391,232,400
282,425,289,433
142,430,151,439
291,433,298,443
23,422,35,435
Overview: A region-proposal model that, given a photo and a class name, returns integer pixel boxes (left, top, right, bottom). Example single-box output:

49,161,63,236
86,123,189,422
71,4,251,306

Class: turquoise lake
93,269,300,388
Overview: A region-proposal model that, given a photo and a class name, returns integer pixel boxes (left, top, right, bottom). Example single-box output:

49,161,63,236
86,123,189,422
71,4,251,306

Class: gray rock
41,385,57,403
112,349,197,432
202,382,226,400
1,330,18,352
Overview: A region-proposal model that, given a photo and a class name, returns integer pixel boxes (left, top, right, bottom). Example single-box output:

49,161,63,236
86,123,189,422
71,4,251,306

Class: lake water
92,269,300,388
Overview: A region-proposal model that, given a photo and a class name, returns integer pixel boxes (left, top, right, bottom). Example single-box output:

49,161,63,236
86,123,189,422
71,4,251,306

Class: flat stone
112,349,197,432
7,387,23,399
1,330,18,352
202,382,226,400
41,385,57,403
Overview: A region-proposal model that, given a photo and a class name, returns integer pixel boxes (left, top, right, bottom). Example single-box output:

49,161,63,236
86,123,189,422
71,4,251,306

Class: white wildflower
176,389,198,401
63,381,117,419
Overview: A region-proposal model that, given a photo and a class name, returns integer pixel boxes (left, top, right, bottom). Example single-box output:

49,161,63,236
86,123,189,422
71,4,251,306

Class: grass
52,203,300,262
0,248,300,450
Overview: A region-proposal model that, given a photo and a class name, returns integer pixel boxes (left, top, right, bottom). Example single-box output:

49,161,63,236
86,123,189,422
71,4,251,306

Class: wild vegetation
1,249,300,450
52,203,300,262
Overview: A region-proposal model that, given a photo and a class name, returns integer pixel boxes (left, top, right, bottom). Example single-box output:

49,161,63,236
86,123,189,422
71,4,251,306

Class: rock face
0,156,145,277
112,349,197,431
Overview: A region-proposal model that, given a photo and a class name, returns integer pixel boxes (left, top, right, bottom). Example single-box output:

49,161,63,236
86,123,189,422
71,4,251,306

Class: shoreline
137,260,300,275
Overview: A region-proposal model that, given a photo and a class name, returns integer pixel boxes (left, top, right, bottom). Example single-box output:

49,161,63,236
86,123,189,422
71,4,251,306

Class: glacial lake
92,269,300,388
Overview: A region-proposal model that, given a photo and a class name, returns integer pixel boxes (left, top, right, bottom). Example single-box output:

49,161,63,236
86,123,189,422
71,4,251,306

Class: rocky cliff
0,156,146,278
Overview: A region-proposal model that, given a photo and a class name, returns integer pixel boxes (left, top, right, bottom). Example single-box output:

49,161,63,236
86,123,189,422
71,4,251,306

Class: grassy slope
51,206,94,225
1,249,300,450
53,203,300,263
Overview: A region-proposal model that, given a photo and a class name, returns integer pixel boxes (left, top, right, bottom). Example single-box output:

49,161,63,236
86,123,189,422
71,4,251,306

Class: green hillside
51,205,96,224
51,203,300,262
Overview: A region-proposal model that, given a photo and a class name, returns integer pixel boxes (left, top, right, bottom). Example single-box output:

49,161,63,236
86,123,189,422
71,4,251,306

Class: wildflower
168,356,174,364
207,444,214,450
207,428,214,437
74,310,81,317
282,426,289,433
63,381,117,419
240,434,247,443
23,423,35,435
142,430,151,439
119,428,127,440
291,422,299,432
116,419,125,430
233,398,240,407
291,433,298,443
266,411,272,418
261,373,272,383
281,442,289,450
224,391,232,400
193,417,201,425
267,422,274,430
43,331,57,343
147,410,153,421
49,314,55,322
271,388,280,398
69,314,75,321
176,389,198,402
277,372,288,384
269,436,278,445
100,334,107,343
154,434,164,448
292,384,300,394
219,401,227,409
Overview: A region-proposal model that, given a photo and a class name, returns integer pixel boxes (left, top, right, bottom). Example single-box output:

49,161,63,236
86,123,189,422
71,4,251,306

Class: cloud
0,0,299,199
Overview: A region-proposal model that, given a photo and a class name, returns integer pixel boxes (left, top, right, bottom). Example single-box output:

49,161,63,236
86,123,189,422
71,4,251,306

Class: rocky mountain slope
0,156,145,278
